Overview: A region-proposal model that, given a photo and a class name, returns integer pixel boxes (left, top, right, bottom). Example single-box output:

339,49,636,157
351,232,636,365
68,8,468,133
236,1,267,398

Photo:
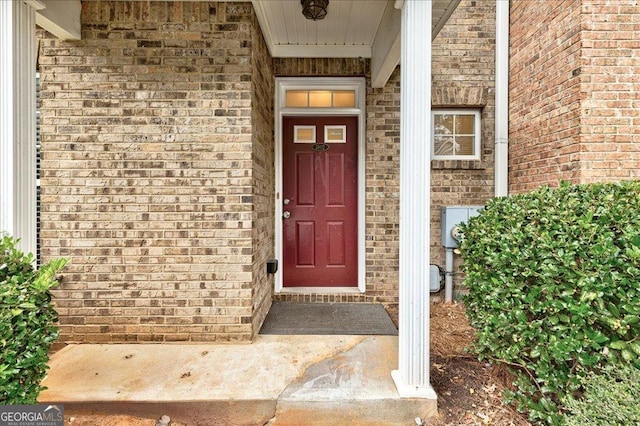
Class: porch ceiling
252,0,460,86
252,0,459,58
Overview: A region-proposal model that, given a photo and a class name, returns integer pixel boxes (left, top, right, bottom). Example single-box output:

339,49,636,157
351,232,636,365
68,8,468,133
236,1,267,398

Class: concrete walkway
40,335,437,425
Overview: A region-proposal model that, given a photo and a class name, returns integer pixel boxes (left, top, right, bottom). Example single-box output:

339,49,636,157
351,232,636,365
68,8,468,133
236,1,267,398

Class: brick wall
510,0,583,193
579,0,640,182
510,0,640,192
39,1,271,343
250,10,275,337
430,0,497,295
273,58,367,77
364,67,400,317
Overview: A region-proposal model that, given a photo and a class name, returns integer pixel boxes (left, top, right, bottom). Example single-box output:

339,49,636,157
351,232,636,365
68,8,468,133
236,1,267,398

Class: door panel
327,222,346,266
296,221,315,266
327,153,346,206
283,116,358,287
296,153,315,205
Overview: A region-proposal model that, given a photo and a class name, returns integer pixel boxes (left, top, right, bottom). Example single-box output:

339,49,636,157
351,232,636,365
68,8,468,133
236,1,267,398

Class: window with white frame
432,109,481,160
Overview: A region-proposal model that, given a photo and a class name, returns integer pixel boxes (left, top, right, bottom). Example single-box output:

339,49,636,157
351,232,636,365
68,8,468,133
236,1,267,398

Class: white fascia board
24,1,45,11
36,0,81,40
376,0,461,88
432,0,461,41
271,44,372,59
252,0,276,58
371,0,401,88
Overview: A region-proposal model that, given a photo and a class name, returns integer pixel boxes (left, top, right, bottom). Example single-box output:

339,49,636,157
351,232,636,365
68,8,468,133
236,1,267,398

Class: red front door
282,116,358,287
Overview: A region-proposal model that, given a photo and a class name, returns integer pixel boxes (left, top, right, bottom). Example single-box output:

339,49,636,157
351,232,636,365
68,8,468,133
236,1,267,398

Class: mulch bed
430,302,532,426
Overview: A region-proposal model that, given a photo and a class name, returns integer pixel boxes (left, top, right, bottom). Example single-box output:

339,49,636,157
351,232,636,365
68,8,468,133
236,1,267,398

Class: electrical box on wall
266,259,278,274
441,206,483,248
430,264,443,292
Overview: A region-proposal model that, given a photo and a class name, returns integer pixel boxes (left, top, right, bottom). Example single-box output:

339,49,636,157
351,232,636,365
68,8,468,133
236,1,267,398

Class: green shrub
562,363,640,426
0,235,67,404
459,181,640,424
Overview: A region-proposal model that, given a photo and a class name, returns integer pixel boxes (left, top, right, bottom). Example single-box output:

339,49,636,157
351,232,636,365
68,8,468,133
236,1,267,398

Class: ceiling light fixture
301,0,329,21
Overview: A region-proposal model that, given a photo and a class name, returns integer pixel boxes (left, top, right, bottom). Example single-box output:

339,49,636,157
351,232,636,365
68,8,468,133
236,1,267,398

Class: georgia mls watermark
0,405,63,426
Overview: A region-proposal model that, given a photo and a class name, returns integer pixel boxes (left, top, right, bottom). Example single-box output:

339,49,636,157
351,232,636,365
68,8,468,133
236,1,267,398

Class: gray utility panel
441,206,483,248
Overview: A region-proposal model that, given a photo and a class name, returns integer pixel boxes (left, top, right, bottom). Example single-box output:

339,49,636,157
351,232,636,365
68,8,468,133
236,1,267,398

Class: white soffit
253,0,385,58
253,0,460,59
35,0,81,40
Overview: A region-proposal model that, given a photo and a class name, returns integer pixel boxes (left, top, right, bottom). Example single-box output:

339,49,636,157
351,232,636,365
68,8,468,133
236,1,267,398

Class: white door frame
274,77,366,294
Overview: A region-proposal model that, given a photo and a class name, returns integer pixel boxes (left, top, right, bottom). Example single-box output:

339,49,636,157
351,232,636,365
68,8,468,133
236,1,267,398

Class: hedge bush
562,363,640,426
0,235,67,404
459,181,640,424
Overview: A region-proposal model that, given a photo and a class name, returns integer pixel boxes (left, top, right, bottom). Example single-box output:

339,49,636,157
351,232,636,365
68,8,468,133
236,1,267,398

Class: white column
0,0,42,256
391,0,437,399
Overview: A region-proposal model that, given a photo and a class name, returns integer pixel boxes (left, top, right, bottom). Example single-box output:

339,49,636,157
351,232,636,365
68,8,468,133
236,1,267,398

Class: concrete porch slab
40,335,437,425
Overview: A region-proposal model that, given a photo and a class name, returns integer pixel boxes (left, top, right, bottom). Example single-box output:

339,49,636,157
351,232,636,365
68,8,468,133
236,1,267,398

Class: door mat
259,302,398,335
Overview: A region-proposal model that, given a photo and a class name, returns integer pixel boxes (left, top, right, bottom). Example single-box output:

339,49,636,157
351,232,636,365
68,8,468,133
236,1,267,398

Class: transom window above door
285,90,356,108
432,109,481,160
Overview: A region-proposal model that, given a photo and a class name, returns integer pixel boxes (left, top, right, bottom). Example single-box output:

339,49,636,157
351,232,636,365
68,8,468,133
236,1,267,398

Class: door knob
283,198,291,205
283,211,291,219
